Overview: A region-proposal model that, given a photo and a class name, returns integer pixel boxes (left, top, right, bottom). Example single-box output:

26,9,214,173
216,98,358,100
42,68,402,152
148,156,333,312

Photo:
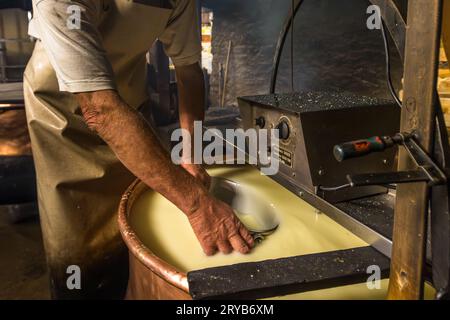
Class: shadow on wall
203,0,403,108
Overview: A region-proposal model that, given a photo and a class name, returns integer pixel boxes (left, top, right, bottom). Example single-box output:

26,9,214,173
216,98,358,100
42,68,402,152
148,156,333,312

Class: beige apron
24,2,173,299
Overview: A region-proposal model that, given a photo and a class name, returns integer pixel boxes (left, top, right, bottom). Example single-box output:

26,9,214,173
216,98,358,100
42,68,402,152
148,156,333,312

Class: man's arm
33,0,253,255
175,63,211,187
76,90,254,255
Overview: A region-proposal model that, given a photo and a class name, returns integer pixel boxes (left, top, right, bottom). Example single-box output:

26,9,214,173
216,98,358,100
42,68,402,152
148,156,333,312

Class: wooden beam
443,0,450,60
388,0,443,300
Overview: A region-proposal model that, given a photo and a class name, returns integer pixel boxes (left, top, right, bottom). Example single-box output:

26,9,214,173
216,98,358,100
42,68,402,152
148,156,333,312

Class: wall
203,0,403,108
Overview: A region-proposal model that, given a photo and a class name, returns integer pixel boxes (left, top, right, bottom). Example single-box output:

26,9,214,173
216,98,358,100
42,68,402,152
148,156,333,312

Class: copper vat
118,179,191,300
118,172,429,300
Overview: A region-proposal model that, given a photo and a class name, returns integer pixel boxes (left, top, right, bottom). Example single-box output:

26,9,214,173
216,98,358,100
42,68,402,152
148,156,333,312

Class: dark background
203,0,405,107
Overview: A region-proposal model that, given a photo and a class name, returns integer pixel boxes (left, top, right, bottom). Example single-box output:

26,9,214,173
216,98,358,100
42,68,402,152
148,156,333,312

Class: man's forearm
76,90,207,215
76,89,254,256
176,63,205,162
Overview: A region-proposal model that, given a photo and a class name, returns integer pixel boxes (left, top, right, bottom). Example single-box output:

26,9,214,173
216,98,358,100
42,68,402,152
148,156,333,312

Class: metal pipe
269,0,303,94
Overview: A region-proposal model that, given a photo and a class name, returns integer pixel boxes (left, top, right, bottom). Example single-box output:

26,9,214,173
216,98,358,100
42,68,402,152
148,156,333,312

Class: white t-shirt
28,0,201,97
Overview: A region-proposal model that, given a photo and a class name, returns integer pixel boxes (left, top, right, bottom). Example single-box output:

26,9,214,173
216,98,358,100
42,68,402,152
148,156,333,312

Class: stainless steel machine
238,91,400,203
237,91,400,257
233,92,411,282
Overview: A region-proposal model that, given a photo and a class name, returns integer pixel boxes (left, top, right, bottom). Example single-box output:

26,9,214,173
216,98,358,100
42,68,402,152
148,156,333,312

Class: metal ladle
209,177,280,242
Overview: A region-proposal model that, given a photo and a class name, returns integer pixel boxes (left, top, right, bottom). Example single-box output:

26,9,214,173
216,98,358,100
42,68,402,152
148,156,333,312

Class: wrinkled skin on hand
181,164,253,255
181,163,212,189
188,195,255,256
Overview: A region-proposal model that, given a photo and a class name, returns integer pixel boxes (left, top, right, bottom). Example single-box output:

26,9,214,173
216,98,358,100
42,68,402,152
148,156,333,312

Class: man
25,0,254,299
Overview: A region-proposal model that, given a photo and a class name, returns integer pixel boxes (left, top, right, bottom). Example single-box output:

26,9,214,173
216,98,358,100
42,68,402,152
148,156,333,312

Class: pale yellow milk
129,166,435,299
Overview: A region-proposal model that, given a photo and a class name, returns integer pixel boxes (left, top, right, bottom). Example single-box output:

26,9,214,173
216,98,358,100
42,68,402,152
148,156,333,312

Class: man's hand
181,163,211,189
188,195,255,255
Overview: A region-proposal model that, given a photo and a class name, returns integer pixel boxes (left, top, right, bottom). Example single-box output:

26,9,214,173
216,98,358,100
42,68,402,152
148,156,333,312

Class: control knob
276,120,290,140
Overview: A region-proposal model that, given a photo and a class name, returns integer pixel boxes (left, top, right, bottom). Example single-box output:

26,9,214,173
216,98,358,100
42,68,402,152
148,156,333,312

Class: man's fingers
217,240,233,254
239,224,255,248
203,174,212,189
229,234,250,254
203,244,218,256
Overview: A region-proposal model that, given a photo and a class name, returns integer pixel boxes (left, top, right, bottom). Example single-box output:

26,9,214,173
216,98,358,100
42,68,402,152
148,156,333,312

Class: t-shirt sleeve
158,0,202,67
33,0,116,93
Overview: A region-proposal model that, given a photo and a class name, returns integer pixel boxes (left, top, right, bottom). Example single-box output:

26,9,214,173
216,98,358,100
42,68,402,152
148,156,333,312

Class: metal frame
268,0,447,300
345,134,448,187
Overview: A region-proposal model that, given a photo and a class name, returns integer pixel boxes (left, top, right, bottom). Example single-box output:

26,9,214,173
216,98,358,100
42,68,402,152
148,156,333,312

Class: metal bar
347,170,429,187
0,0,33,11
271,174,394,257
188,246,390,300
404,139,447,186
269,0,304,94
221,40,232,108
0,65,26,69
0,38,32,43
388,0,443,300
0,78,23,83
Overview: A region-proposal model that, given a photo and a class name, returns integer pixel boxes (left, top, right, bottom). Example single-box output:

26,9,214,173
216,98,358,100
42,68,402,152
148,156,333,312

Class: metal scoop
209,177,280,241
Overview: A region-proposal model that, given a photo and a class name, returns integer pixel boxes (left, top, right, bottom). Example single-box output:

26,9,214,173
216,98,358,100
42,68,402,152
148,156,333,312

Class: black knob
276,121,290,140
255,116,265,128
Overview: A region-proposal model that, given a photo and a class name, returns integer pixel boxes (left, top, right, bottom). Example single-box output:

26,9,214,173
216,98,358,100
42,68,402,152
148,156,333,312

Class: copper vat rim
118,179,190,294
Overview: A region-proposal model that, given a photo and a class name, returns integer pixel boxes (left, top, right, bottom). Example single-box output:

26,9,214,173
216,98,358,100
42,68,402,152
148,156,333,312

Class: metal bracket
347,133,447,188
